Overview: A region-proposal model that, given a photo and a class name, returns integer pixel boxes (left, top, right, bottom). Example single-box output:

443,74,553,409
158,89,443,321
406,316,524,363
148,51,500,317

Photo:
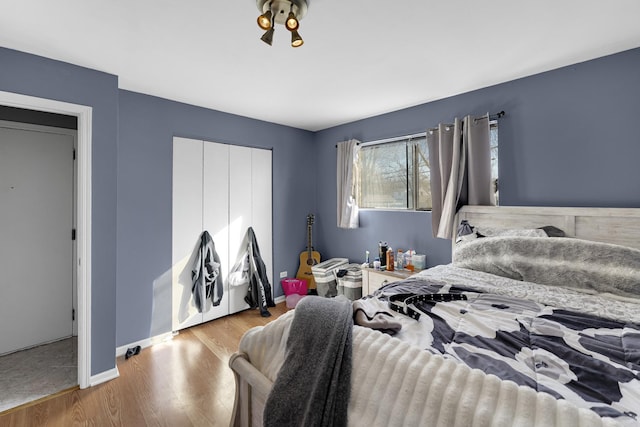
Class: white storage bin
336,264,363,301
311,258,349,298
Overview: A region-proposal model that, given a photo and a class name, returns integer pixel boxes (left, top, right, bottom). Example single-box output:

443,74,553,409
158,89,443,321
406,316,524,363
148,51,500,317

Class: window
357,124,498,210
490,123,499,205
356,134,427,210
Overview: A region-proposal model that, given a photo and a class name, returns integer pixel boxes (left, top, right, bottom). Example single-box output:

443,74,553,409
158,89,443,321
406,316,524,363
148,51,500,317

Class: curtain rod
428,110,506,132
336,111,506,147
335,141,361,148
484,110,505,121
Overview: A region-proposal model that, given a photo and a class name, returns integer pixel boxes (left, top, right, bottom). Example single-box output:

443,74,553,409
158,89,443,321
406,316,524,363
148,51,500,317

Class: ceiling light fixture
256,0,308,48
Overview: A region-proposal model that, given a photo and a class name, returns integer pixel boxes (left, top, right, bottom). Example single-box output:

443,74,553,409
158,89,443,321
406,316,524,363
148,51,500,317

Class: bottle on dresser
396,249,404,270
405,250,414,272
386,248,394,271
378,241,388,267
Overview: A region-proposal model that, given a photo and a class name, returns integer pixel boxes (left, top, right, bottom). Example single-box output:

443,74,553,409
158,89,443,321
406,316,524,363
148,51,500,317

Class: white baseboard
89,367,119,387
115,299,286,361
115,331,176,358
112,300,283,376
86,332,176,389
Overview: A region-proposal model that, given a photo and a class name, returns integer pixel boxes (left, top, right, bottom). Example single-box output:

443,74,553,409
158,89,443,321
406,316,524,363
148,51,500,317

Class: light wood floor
0,303,288,427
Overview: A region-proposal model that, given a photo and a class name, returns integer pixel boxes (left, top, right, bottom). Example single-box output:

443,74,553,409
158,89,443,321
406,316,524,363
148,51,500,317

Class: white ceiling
1,0,639,131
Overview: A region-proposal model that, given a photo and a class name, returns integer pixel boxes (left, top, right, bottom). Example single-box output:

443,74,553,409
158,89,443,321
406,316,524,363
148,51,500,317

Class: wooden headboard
455,206,640,251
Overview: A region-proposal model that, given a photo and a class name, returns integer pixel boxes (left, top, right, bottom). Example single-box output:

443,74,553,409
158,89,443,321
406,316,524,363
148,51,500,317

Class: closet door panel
228,145,252,314
172,137,204,331
202,142,230,322
251,148,273,295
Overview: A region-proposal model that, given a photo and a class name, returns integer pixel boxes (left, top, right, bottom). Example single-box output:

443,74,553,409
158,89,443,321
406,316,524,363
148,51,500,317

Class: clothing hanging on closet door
229,227,275,317
191,230,223,313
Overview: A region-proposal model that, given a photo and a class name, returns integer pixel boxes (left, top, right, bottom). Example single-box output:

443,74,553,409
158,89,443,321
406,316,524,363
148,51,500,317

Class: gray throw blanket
264,296,353,427
454,236,640,297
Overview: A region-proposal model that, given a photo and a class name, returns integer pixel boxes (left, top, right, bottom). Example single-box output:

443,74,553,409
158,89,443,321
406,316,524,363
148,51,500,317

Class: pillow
455,220,560,244
475,226,548,238
453,236,640,298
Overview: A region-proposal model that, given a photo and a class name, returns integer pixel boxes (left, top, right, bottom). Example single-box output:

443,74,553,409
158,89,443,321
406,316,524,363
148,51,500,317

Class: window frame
356,121,498,211
356,132,427,211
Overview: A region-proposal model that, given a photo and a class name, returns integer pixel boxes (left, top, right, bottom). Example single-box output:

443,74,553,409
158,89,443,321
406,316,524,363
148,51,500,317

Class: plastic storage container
281,278,308,308
412,254,426,270
285,293,306,309
336,264,363,301
311,258,349,298
281,278,308,296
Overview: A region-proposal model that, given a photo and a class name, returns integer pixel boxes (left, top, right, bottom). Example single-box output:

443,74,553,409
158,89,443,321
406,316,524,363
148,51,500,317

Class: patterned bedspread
372,270,640,425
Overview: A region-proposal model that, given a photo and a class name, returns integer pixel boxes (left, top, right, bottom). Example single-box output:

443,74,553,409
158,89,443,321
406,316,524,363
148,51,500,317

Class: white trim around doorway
0,90,93,388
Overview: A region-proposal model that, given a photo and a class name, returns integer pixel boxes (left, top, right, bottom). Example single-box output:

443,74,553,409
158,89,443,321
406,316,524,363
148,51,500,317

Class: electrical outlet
279,271,287,278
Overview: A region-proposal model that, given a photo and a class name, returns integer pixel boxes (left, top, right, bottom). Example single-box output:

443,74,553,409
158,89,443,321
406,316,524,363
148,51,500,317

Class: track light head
285,11,299,31
257,10,273,30
290,29,303,47
261,28,275,45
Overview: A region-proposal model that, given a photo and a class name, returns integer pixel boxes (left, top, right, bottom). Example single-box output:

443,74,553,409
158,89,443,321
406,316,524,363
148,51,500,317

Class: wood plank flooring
0,303,289,427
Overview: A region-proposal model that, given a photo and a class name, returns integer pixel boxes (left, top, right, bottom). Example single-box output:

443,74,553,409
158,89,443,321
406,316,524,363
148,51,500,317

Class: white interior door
171,137,204,331
0,123,74,355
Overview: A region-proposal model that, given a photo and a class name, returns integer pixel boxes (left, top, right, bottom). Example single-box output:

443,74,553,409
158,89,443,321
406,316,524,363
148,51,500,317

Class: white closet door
202,142,230,322
228,146,273,314
172,137,203,331
173,140,273,322
251,148,273,298
228,145,252,314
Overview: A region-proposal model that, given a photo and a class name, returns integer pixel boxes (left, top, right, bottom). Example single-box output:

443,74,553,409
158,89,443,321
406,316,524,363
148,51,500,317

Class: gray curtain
336,139,360,229
427,114,493,239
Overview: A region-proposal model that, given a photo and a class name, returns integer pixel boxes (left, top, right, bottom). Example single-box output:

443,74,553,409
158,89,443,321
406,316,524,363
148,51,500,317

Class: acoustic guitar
296,214,321,289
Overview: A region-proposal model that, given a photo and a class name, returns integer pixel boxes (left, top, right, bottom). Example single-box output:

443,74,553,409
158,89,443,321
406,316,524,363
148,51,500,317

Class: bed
229,206,640,427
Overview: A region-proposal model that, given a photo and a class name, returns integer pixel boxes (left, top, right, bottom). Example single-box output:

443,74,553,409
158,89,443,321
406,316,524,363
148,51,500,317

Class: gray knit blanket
453,236,640,297
264,296,353,427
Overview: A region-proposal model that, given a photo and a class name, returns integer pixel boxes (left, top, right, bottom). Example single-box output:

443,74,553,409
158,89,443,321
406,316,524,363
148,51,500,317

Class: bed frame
455,205,640,250
229,205,640,427
229,352,271,427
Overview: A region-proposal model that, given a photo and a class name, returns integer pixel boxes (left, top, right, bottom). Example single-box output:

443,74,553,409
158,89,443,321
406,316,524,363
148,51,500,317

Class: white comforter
239,296,624,427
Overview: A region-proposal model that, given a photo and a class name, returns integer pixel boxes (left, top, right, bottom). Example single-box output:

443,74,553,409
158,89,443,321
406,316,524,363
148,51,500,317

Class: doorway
0,120,77,411
0,121,76,354
0,91,93,397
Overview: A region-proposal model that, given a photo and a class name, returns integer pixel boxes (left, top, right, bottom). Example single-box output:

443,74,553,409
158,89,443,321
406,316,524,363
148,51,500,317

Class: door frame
0,90,92,388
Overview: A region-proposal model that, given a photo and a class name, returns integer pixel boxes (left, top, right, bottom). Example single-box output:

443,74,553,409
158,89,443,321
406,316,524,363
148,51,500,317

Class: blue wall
116,91,315,346
313,48,640,267
3,43,639,373
0,47,119,375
